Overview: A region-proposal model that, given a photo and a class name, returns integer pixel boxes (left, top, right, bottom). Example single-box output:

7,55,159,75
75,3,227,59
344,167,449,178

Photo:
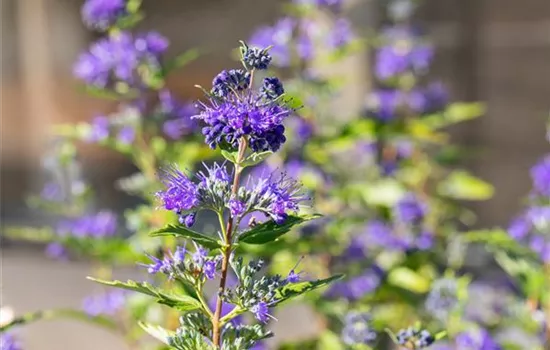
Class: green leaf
240,151,272,168
0,309,117,332
88,278,202,311
163,49,200,73
221,149,238,164
318,331,345,350
463,228,538,260
138,322,175,345
273,274,344,306
361,179,405,206
238,214,321,245
387,267,430,294
150,224,222,250
437,170,494,201
2,226,55,243
284,93,304,110
422,102,485,129
434,331,448,340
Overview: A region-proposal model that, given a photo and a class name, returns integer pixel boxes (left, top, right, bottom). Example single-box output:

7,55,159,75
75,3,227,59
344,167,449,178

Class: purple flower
253,172,308,223
374,44,434,80
40,182,63,202
159,90,198,140
180,212,196,227
251,301,270,323
195,92,291,152
81,0,127,31
296,33,314,61
425,278,459,320
157,165,200,214
117,125,135,144
242,46,272,70
326,269,381,300
341,312,377,346
229,199,246,217
326,18,353,49
261,77,285,100
192,246,208,265
0,333,22,350
45,242,68,260
409,82,449,115
87,116,110,142
249,18,295,67
210,69,251,99
74,31,168,88
508,216,531,240
530,156,550,197
395,194,428,225
286,257,305,283
203,260,217,280
365,89,401,121
143,254,169,274
82,290,126,316
55,211,118,239
456,329,501,350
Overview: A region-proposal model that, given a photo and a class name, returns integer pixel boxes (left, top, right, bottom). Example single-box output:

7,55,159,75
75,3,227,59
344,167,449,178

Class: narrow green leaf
0,309,117,332
240,151,272,168
434,331,448,340
221,149,238,164
138,322,175,345
88,278,202,311
150,224,222,250
273,274,344,306
437,170,494,201
238,214,321,245
2,226,54,243
387,267,430,294
463,229,538,260
163,49,200,73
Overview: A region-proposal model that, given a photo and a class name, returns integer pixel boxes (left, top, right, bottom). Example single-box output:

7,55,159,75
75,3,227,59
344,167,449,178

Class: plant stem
212,138,248,347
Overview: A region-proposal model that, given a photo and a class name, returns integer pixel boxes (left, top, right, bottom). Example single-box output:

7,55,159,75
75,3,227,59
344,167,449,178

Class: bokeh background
1,0,549,348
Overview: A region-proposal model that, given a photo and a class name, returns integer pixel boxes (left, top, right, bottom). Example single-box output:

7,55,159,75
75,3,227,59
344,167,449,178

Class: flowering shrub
2,0,549,349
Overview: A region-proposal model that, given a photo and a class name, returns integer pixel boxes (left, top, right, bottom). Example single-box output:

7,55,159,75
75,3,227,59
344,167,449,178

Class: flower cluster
325,268,383,301
507,141,550,262
81,0,128,31
396,326,436,349
143,244,221,281
158,90,198,140
156,163,307,226
82,290,126,316
74,31,168,89
221,257,302,323
0,333,21,350
195,47,293,153
55,211,118,239
425,278,460,321
365,25,448,125
249,2,353,67
358,194,433,252
341,312,377,346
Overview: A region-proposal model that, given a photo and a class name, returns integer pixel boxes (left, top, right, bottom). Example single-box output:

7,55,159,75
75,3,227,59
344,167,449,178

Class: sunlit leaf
88,278,202,311
238,214,321,245
437,171,494,201
273,274,344,306
139,321,174,345
150,224,222,250
387,267,430,294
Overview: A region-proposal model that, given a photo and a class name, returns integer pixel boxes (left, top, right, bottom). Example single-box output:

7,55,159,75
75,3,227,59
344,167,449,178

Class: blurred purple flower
82,290,126,316
117,125,135,144
326,18,353,49
87,116,110,142
81,0,127,31
45,242,69,260
530,156,550,197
